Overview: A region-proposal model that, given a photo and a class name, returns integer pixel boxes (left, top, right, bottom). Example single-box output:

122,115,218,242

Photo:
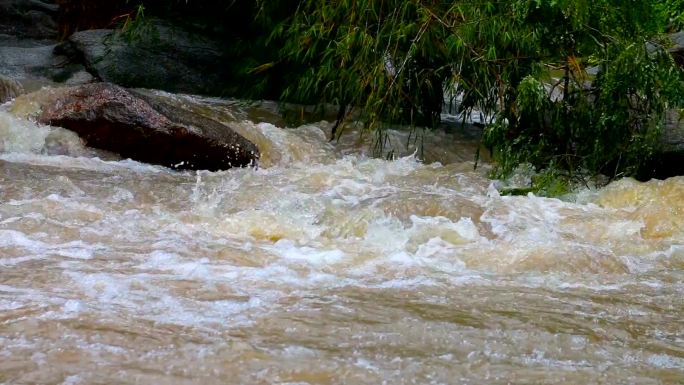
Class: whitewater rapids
0,92,682,384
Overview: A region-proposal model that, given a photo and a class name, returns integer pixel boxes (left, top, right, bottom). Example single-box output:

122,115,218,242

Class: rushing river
0,91,683,385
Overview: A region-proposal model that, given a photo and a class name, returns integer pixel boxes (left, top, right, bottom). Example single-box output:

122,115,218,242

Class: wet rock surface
645,108,684,180
663,109,684,152
36,83,259,170
0,0,92,92
658,31,684,179
669,31,684,66
0,0,58,40
61,19,232,95
0,42,90,89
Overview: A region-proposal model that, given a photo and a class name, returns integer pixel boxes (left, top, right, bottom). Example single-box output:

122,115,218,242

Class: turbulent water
0,92,683,385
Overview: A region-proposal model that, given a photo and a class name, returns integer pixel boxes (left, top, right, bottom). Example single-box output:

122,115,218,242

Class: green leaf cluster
261,0,452,133
656,0,684,31
262,0,684,182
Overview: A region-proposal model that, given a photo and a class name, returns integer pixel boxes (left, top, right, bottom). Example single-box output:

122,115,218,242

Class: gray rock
639,109,684,180
63,19,232,95
63,69,95,86
0,0,58,40
669,32,684,50
668,32,684,67
0,42,89,90
663,109,684,152
36,83,259,170
0,74,23,103
0,43,54,78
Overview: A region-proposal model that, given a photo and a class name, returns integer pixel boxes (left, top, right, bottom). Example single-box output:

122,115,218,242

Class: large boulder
0,0,58,40
0,0,90,92
60,19,232,95
0,43,89,88
36,83,259,170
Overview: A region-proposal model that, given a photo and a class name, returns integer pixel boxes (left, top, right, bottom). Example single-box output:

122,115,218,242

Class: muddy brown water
0,92,683,384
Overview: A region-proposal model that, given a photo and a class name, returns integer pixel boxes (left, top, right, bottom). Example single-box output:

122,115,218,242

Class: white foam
0,229,41,249
0,152,171,174
60,375,82,385
0,110,92,155
0,229,104,262
272,239,346,266
364,216,409,251
62,299,84,314
408,215,483,244
0,111,51,153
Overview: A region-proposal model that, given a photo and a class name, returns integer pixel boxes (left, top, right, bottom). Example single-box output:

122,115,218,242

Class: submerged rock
36,83,259,170
0,75,23,103
61,19,232,95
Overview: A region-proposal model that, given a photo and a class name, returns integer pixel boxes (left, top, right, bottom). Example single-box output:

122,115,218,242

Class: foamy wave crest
0,110,89,156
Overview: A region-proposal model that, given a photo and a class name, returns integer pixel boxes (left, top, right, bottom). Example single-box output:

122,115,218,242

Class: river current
0,91,683,384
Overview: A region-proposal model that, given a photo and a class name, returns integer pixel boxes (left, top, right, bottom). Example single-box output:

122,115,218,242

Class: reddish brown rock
37,83,259,170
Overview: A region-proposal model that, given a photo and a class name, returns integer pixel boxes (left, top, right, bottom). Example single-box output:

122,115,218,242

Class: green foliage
117,4,157,43
261,0,684,182
656,0,684,30
500,168,570,197
482,1,684,181
261,0,454,140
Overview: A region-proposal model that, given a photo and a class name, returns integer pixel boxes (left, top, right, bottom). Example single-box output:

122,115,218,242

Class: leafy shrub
267,0,684,182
